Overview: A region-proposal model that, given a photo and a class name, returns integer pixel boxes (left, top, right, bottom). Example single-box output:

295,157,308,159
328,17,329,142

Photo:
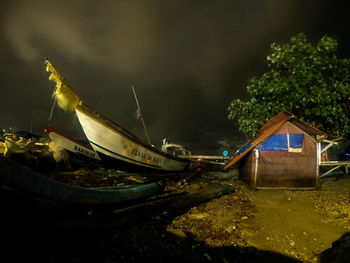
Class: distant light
223,150,229,157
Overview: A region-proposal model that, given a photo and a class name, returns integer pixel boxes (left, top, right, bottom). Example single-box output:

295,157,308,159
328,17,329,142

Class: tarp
260,133,304,152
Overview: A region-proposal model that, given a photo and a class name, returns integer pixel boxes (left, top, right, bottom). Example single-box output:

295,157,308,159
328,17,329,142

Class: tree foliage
228,33,350,139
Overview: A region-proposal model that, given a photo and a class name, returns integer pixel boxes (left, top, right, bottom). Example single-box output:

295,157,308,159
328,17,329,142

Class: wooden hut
224,111,340,189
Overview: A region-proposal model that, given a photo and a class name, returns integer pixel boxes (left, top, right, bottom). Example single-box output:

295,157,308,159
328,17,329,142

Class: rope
48,97,57,121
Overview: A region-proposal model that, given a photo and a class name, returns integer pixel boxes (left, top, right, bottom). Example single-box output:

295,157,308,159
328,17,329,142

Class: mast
131,86,151,145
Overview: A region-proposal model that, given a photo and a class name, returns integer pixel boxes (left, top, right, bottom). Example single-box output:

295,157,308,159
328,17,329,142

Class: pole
132,86,151,145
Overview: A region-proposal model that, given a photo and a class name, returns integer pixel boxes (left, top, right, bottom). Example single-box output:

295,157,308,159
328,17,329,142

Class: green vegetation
228,33,350,139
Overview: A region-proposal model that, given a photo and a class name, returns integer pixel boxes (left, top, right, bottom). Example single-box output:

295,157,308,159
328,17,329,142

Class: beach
1,161,350,262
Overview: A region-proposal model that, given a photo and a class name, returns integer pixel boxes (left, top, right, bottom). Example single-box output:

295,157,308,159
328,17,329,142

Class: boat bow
44,60,189,172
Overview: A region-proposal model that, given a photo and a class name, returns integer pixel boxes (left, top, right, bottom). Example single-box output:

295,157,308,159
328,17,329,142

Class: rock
166,228,187,239
188,213,209,220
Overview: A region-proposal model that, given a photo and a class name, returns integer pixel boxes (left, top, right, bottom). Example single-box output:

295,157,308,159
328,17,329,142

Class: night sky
1,0,349,155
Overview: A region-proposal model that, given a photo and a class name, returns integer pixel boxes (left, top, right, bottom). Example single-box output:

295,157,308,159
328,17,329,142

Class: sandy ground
163,170,350,262
239,180,350,262
1,156,350,262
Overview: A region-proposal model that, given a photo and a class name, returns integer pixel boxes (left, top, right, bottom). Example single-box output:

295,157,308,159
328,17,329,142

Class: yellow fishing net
45,60,81,112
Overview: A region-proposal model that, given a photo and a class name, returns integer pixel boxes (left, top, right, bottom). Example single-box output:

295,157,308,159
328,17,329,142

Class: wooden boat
188,155,230,170
44,60,190,173
0,157,164,205
44,123,101,161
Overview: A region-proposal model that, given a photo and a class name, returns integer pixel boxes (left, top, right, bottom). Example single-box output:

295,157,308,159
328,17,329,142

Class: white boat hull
44,124,101,161
43,60,189,172
75,105,189,172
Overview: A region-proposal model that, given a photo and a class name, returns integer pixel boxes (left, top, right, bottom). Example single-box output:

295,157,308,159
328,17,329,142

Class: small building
224,111,342,189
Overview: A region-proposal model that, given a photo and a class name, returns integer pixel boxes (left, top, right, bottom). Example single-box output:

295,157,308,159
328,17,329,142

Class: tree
228,33,350,139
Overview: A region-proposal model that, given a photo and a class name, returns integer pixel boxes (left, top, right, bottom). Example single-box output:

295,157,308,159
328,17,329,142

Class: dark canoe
0,157,164,205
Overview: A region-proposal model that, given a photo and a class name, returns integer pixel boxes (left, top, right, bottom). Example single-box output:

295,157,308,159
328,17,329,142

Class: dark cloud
1,0,349,154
